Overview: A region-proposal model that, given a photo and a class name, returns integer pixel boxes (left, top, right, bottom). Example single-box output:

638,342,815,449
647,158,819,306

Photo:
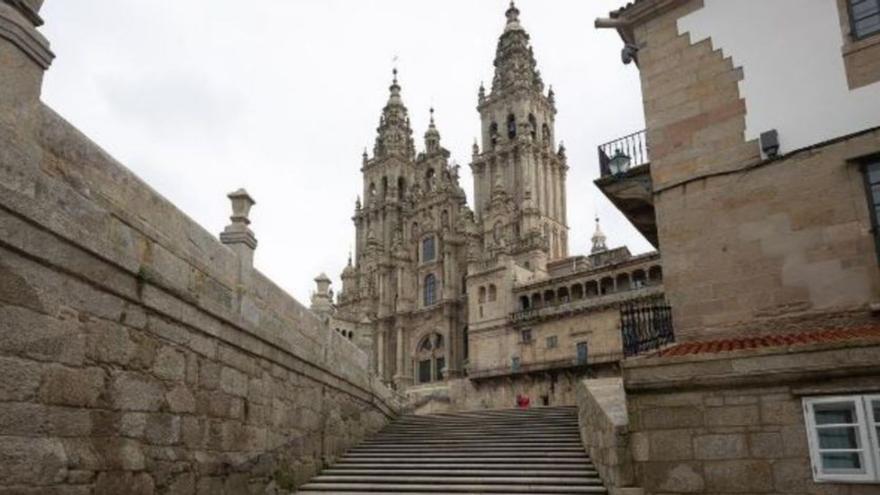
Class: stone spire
424,107,441,154
373,68,415,160
591,216,608,254
491,1,544,95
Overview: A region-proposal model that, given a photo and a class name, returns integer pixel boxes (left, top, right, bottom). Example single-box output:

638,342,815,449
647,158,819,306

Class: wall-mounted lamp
760,130,780,158
608,149,632,175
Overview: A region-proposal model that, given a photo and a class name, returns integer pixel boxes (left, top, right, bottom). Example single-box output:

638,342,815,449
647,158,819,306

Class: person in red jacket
516,394,530,409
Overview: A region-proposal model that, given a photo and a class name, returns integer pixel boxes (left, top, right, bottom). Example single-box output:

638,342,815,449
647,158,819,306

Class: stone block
93,437,146,470
166,385,196,413
641,461,704,493
110,371,165,411
640,406,704,429
0,356,41,401
220,366,248,397
694,433,747,460
94,471,155,495
153,346,186,381
144,413,180,446
198,360,220,390
704,405,759,427
760,398,801,425
704,460,774,492
0,306,85,365
649,429,693,460
0,436,67,485
772,457,810,493
85,318,133,366
39,365,105,407
749,431,784,458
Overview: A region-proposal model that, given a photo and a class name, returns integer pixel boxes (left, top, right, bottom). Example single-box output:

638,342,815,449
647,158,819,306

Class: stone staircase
297,406,607,494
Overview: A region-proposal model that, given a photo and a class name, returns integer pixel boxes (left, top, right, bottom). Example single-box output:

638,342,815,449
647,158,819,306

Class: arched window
441,209,450,228
507,113,517,139
585,280,599,297
416,332,445,383
632,269,647,288
489,122,499,149
528,114,537,141
600,277,615,295
422,235,436,262
648,266,663,283
571,284,584,300
369,182,377,197
520,296,531,310
544,289,556,306
531,293,542,309
397,176,406,199
616,273,632,291
542,123,550,143
557,286,570,303
488,284,498,302
424,274,437,306
425,168,436,191
381,176,388,197
478,286,487,303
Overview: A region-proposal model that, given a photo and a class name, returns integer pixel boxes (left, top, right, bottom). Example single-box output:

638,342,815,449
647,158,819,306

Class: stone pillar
220,189,257,321
0,0,54,197
393,324,411,388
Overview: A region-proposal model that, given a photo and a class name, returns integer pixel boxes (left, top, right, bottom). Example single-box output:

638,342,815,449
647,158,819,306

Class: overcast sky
40,0,648,304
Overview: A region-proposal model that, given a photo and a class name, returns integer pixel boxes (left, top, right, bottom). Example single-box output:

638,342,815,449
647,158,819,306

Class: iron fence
620,297,674,357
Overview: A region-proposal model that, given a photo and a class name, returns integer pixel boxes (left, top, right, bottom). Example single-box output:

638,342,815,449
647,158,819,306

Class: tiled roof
611,0,649,18
657,324,880,357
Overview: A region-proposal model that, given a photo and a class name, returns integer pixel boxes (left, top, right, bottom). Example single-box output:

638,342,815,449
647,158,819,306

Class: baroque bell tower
471,1,569,264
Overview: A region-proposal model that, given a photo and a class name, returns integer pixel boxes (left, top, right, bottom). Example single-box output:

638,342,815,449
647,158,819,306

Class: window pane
434,357,445,381
817,426,860,449
872,184,880,204
853,0,880,19
419,360,431,383
821,452,863,471
814,402,857,425
868,163,880,184
855,15,880,37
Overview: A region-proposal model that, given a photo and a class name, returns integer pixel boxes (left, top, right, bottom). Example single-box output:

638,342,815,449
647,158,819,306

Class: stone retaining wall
622,341,880,494
0,42,400,494
576,378,638,494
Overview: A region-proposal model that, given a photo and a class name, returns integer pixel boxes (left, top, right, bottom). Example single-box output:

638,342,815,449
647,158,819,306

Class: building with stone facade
310,3,667,410
576,0,880,494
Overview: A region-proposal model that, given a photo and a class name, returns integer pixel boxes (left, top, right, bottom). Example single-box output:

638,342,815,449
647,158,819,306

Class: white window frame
803,395,880,483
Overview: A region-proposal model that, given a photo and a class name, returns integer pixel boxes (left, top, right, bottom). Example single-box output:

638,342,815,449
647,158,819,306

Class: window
849,0,880,39
435,357,445,381
418,360,432,384
546,336,558,349
416,333,445,384
478,286,487,303
576,342,588,365
863,160,880,261
507,114,517,139
424,274,437,306
422,236,436,262
803,395,880,482
511,356,521,372
521,329,533,344
488,284,497,302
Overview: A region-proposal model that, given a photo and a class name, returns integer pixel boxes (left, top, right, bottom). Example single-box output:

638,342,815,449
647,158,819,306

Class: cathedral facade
311,3,663,405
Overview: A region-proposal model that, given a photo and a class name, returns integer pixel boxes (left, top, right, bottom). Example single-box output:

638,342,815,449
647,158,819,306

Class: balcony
595,130,658,247
621,297,675,357
511,284,664,323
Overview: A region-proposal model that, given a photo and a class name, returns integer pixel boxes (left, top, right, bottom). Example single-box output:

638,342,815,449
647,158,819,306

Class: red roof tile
657,324,880,357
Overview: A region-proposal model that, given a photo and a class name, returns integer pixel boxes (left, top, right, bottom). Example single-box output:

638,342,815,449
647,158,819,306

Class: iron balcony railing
598,129,649,177
621,297,675,357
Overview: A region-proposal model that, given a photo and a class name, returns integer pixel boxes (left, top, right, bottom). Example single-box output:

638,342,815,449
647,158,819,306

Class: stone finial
220,188,257,250
0,0,54,70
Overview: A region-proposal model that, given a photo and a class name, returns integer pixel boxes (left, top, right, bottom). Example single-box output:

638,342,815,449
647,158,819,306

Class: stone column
0,0,54,197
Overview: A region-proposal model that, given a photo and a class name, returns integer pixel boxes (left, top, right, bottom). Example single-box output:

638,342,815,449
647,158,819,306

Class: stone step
323,469,599,477
297,482,607,493
296,406,605,494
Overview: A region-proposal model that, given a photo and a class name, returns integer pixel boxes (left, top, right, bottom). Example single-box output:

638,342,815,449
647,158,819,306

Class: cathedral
311,2,662,405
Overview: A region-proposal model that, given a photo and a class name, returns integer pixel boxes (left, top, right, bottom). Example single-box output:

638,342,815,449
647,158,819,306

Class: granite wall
0,3,400,494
